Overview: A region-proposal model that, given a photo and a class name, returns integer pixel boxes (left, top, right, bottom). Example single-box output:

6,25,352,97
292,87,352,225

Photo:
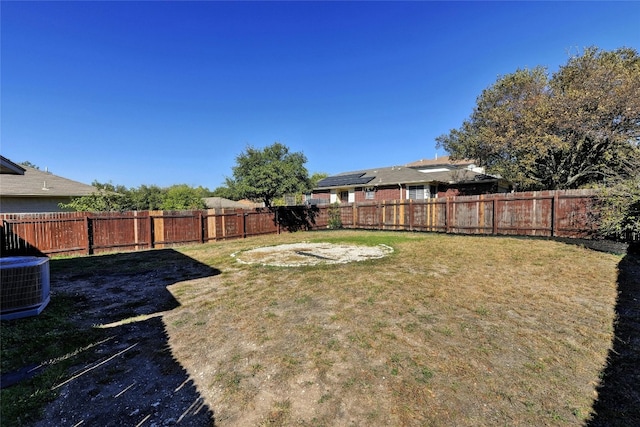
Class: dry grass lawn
160,231,621,426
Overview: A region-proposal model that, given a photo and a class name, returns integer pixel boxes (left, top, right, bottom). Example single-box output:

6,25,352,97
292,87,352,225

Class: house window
364,187,375,200
339,191,349,203
408,185,425,200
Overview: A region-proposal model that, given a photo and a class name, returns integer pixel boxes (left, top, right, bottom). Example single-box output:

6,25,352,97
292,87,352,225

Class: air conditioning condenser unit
1,256,51,321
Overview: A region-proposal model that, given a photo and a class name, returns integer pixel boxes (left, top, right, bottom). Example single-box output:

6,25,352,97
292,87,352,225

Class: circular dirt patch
232,242,394,267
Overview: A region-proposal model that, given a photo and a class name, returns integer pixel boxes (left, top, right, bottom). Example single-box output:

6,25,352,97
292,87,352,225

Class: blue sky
2,1,639,190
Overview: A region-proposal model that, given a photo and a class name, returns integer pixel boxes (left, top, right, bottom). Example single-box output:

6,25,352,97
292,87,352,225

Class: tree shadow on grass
2,249,219,426
587,245,640,426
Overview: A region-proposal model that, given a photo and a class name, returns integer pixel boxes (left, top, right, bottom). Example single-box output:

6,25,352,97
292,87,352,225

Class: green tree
59,181,132,212
19,161,40,170
59,185,132,212
130,185,165,211
310,172,329,188
91,181,129,194
271,171,329,206
437,47,640,190
61,182,211,212
225,142,311,208
598,177,640,242
211,184,240,201
161,185,208,210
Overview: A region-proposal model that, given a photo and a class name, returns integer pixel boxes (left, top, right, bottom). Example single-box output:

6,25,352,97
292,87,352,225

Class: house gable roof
0,161,97,197
316,165,494,190
1,156,26,175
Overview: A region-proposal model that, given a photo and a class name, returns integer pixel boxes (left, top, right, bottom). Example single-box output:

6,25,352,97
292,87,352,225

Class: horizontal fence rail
0,189,626,258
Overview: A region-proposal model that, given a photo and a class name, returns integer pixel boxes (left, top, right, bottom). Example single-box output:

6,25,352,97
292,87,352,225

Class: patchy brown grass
163,230,620,426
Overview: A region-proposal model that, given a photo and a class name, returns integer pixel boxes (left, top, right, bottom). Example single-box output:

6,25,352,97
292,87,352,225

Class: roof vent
1,257,51,320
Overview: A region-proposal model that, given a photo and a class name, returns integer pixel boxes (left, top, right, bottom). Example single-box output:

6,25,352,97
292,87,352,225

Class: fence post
492,198,498,235
153,211,166,248
408,199,414,231
223,209,229,239
551,191,559,237
85,214,92,255
242,211,247,238
430,200,436,232
199,211,204,244
477,196,483,234
209,210,217,241
148,214,154,249
445,197,451,233
133,211,139,251
353,203,357,228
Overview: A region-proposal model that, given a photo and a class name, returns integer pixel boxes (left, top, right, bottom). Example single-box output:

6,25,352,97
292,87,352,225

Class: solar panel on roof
317,173,375,187
351,177,375,185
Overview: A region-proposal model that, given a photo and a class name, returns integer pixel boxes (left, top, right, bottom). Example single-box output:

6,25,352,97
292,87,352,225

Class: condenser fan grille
0,257,50,320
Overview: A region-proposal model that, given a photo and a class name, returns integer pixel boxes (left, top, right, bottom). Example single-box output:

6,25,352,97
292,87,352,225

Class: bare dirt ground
232,242,394,267
32,250,219,427
31,243,393,426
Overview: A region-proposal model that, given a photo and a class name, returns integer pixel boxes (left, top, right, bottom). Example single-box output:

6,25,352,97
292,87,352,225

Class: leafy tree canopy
130,184,165,211
225,142,311,208
60,189,131,212
214,171,326,205
310,172,329,187
597,176,640,242
60,182,210,212
211,185,239,201
161,185,208,210
19,161,40,170
437,47,640,190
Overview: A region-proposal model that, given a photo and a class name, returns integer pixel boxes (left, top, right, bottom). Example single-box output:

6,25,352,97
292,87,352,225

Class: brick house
310,156,512,204
0,156,97,213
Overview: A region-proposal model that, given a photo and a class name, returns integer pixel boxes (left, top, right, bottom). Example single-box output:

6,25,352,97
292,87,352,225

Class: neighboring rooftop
405,155,477,168
203,197,264,209
316,165,493,189
0,158,96,197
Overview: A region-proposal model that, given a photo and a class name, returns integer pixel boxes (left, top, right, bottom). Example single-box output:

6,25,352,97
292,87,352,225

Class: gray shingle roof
405,156,477,168
316,166,493,190
0,164,97,197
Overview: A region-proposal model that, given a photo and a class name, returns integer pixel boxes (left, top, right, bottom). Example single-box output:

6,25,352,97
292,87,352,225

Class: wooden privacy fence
1,190,601,257
0,209,279,257
339,189,598,237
